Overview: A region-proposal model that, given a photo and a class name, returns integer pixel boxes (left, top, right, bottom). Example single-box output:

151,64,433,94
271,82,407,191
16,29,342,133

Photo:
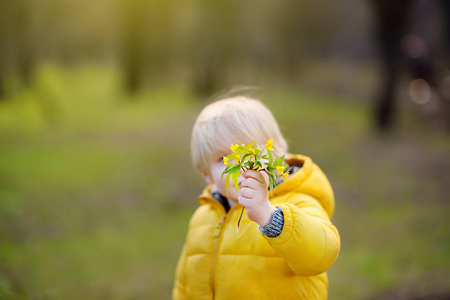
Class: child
173,96,340,299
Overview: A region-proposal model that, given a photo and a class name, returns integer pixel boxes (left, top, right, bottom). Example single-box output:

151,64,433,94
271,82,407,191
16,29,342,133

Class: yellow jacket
173,154,340,300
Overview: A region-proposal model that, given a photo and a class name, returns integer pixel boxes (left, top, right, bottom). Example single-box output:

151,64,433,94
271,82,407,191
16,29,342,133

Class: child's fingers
242,170,268,185
242,170,265,183
240,186,257,199
240,178,259,190
238,195,253,207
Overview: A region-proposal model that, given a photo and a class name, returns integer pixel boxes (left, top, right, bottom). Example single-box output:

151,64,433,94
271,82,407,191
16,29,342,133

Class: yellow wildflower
230,144,239,152
223,156,229,165
265,139,274,151
276,166,285,175
281,171,289,180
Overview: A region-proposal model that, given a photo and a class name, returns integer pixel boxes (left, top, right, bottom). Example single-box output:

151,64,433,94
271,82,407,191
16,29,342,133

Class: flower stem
236,207,245,233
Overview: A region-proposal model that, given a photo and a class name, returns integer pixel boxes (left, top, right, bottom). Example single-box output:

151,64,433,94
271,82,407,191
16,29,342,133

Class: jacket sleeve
172,245,188,300
264,194,340,276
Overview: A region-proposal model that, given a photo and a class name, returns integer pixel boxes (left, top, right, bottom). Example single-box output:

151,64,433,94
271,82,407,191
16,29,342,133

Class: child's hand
238,170,277,227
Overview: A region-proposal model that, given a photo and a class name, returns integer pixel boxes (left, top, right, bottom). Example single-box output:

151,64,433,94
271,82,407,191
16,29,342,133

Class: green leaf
228,165,241,174
235,146,245,156
269,176,274,195
225,174,231,196
269,173,278,195
268,150,274,165
226,153,237,160
245,141,256,149
241,153,252,163
243,161,253,170
274,157,283,166
259,160,267,169
232,172,240,193
222,163,239,179
270,172,278,184
223,163,235,172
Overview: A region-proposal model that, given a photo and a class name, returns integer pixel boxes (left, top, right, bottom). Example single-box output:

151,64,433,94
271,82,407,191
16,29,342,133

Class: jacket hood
199,153,335,218
275,153,335,218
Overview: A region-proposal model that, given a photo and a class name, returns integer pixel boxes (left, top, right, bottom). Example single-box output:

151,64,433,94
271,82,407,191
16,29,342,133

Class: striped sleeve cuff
259,207,284,237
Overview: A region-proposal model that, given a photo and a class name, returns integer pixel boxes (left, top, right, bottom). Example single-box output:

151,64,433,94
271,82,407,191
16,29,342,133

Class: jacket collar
269,153,313,198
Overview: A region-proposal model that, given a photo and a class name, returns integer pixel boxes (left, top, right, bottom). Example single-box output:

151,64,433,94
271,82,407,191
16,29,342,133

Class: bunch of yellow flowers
221,139,289,197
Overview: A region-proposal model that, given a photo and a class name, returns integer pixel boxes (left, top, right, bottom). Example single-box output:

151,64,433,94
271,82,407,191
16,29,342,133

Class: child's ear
202,172,212,184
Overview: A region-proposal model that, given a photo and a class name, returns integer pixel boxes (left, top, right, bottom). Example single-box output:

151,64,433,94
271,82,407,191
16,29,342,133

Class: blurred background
0,0,449,299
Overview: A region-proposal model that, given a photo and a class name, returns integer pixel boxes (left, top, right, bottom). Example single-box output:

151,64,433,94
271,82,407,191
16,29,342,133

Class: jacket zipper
210,213,226,297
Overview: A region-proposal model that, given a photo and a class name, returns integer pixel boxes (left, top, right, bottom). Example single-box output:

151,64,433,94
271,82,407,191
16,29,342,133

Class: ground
0,65,449,299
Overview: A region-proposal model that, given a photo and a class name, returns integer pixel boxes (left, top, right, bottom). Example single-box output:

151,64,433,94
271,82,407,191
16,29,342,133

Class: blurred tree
117,0,175,94
0,0,37,96
270,1,335,79
371,0,412,131
371,0,450,132
0,0,353,100
117,0,148,93
186,0,240,96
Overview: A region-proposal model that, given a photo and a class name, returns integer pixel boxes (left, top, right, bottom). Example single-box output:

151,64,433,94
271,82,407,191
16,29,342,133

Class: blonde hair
191,96,288,177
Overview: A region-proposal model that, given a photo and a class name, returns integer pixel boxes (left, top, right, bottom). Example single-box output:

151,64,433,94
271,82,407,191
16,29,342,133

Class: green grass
1,64,450,299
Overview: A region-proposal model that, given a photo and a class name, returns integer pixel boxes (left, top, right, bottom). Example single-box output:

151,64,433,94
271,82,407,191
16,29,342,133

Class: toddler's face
208,157,242,203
